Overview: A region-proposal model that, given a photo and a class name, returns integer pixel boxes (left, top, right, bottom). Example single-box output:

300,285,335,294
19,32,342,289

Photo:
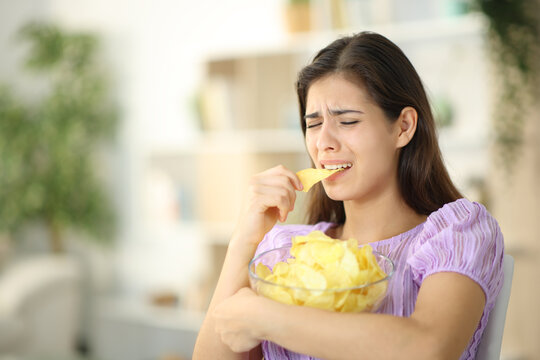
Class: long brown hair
296,32,462,225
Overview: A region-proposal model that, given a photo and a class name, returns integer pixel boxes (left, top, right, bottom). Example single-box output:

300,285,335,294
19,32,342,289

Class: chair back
476,254,514,360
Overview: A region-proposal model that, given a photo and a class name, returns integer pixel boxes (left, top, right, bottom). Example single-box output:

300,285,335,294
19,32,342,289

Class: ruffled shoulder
408,199,505,308
255,222,333,256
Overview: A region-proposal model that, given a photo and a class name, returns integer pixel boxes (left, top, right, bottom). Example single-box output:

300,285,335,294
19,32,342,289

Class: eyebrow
303,109,364,119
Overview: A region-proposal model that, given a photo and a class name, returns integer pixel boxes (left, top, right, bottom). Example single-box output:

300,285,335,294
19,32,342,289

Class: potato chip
340,249,360,282
273,262,290,277
255,263,272,279
304,292,335,310
322,263,352,289
334,289,351,309
296,168,343,192
258,283,295,305
340,292,359,312
295,263,327,289
253,231,390,312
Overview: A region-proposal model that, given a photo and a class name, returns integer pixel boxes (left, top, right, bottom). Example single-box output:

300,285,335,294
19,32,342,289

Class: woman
193,32,504,360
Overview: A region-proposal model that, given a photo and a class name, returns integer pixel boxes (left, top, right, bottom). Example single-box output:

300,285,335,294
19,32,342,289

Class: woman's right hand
231,165,303,248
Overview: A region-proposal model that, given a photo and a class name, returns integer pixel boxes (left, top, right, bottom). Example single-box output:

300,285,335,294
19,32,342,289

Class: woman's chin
324,188,351,202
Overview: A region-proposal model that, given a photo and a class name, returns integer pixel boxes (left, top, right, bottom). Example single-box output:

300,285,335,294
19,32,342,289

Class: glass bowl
248,245,394,313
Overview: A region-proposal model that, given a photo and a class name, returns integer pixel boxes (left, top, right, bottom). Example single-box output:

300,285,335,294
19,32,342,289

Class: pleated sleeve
408,199,505,309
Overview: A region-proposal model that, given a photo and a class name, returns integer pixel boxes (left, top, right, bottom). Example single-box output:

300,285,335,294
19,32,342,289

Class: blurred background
0,0,538,359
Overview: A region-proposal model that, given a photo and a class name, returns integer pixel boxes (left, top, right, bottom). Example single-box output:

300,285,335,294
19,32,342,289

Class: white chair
0,255,81,357
476,254,514,360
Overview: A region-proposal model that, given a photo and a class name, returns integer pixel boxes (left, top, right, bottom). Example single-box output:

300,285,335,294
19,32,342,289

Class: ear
395,106,418,148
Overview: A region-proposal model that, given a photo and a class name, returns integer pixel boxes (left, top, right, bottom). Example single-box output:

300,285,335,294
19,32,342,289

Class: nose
317,120,339,152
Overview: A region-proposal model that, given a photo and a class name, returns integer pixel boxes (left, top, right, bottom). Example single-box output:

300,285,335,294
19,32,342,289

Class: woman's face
304,73,402,202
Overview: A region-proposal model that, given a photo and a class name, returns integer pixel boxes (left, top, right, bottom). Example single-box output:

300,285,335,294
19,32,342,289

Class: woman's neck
335,191,427,244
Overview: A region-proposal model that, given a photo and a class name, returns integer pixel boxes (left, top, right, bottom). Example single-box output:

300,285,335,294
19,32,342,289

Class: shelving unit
147,11,490,235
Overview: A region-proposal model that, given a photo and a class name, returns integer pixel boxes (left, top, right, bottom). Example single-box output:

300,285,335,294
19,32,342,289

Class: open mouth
322,163,352,170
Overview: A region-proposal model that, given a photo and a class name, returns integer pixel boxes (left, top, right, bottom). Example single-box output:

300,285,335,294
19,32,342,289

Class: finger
294,174,304,192
280,209,288,223
257,165,303,191
249,176,297,210
275,165,304,191
252,175,296,211
248,191,290,223
253,192,291,222
253,184,295,216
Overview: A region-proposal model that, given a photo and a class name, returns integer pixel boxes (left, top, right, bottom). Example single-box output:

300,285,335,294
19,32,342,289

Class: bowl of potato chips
249,231,394,313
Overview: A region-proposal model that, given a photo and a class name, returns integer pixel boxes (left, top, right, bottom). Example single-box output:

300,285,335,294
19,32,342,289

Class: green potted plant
472,0,540,171
0,22,117,253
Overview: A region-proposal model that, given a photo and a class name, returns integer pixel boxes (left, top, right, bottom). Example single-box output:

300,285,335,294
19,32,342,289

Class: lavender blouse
255,199,505,360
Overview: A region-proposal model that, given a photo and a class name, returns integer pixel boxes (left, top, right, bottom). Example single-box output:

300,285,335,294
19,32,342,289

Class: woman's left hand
213,287,266,353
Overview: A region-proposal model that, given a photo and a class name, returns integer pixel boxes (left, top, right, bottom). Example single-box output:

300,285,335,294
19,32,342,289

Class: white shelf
149,128,308,156
203,13,485,62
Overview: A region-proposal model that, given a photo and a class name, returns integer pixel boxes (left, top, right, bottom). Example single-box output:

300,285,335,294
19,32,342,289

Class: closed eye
306,122,322,129
340,120,359,125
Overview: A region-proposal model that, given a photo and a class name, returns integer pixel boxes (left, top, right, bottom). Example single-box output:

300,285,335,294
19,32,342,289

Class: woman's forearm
193,238,259,360
255,272,485,360
258,300,437,360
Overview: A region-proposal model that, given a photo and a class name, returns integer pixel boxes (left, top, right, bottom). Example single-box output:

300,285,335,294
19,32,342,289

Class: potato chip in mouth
296,168,343,192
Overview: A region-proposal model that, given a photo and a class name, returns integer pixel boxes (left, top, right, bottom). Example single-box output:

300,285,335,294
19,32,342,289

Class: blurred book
199,76,234,131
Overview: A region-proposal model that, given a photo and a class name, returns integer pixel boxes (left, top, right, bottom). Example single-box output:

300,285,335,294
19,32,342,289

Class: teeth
323,163,352,170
